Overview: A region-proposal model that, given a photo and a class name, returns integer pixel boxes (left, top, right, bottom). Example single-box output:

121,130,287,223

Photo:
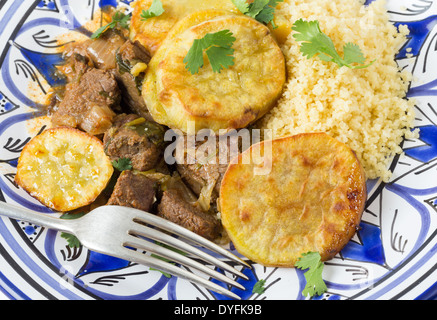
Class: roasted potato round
219,133,367,267
130,0,240,55
15,127,114,212
143,11,286,133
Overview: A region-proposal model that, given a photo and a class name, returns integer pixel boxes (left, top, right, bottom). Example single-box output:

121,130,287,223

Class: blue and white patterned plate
0,0,436,300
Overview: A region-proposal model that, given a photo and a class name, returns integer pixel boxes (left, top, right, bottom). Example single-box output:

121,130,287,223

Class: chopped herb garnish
141,0,165,21
60,212,86,248
252,279,267,294
232,0,283,28
125,118,166,147
184,30,236,74
115,52,132,74
115,52,145,93
60,232,81,248
150,252,173,278
91,11,130,39
149,241,188,278
292,19,375,69
112,158,133,171
295,252,328,298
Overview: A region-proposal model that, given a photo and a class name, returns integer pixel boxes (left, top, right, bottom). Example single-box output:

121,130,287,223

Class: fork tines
122,210,251,300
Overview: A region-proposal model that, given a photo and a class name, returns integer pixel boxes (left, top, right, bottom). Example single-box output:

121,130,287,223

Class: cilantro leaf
252,279,267,294
116,12,131,29
60,212,86,248
292,19,375,69
91,11,130,39
255,5,275,25
295,251,322,270
246,0,269,18
150,251,173,278
254,0,283,28
60,212,87,220
206,45,235,73
184,39,205,75
202,30,236,48
295,252,327,298
184,30,236,74
150,241,188,278
112,158,133,171
61,232,81,248
231,0,250,14
343,42,366,65
232,0,283,28
140,0,165,21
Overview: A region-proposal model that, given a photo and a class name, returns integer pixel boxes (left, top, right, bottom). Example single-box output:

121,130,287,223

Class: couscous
260,0,418,181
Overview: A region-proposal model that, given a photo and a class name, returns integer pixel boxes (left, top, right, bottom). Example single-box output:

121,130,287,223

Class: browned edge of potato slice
219,132,367,267
130,0,292,54
130,0,240,55
15,127,114,212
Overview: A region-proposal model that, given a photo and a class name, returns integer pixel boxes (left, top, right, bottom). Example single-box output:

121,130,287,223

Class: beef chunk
103,114,165,172
107,170,156,212
114,40,152,120
157,189,221,241
85,32,152,120
177,161,227,206
57,51,94,83
118,39,151,64
176,134,240,205
51,68,120,135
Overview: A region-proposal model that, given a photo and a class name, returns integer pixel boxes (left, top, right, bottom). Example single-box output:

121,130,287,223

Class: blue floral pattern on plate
0,0,436,300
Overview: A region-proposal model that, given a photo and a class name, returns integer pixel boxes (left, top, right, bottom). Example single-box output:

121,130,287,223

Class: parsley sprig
292,19,375,69
252,279,267,295
232,0,283,28
91,11,130,39
150,241,188,278
141,0,165,21
295,252,328,298
112,158,133,171
60,212,87,248
184,30,236,74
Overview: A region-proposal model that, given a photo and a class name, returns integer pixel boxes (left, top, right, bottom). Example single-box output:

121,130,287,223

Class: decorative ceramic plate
0,0,436,301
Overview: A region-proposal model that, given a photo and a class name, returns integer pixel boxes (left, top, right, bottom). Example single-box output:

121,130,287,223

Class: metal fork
0,201,250,300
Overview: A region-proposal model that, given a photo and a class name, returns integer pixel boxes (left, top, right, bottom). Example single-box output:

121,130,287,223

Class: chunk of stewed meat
114,40,152,120
157,189,221,241
103,114,165,172
107,170,156,212
118,39,151,65
176,133,241,205
51,68,120,135
84,29,152,119
57,51,94,83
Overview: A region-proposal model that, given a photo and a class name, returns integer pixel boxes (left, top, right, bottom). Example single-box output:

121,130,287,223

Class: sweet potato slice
143,11,286,133
15,127,113,212
219,133,367,267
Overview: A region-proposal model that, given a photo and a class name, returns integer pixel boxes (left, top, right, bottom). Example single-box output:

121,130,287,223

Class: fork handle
0,201,75,234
